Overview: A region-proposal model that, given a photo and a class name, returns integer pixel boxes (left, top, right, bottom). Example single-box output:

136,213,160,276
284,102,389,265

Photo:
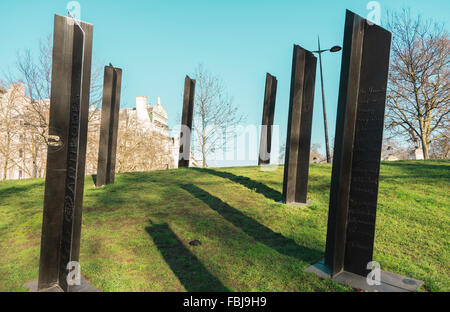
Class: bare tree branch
385,9,449,159
191,64,245,167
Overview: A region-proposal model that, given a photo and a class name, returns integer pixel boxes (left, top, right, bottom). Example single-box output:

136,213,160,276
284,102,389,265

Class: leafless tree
191,64,245,167
116,110,174,173
385,9,449,160
116,110,144,173
430,130,450,159
6,35,104,178
0,83,22,179
5,34,174,179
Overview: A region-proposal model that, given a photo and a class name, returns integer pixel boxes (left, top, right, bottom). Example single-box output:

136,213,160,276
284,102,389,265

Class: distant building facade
0,83,199,181
85,95,201,176
408,140,425,160
0,84,48,180
409,148,425,160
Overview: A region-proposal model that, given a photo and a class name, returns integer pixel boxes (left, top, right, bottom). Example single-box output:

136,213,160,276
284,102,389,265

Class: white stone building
133,95,180,169
0,84,48,180
408,140,425,160
132,95,201,169
409,148,425,160
0,84,200,181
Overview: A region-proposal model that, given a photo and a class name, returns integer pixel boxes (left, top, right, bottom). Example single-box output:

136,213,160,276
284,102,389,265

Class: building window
19,149,23,158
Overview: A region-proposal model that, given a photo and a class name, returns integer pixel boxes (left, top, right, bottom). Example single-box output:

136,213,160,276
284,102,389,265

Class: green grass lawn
0,160,449,292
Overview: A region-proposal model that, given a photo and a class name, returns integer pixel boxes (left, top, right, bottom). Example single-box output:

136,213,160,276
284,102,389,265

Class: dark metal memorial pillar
282,45,317,205
258,73,277,166
96,65,122,187
324,10,392,278
304,10,422,292
38,14,93,292
178,76,196,168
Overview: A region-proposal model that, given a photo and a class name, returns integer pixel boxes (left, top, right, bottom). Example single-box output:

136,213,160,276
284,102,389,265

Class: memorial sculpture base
24,276,100,292
288,200,313,207
279,200,313,207
306,259,424,292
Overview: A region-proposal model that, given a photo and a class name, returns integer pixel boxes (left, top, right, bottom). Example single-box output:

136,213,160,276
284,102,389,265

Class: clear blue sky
1,0,448,166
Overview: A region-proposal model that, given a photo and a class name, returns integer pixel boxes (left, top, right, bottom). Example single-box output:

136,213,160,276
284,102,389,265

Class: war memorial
1,2,446,298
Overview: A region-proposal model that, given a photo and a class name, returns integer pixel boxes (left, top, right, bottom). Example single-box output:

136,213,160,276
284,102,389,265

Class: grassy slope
0,160,448,292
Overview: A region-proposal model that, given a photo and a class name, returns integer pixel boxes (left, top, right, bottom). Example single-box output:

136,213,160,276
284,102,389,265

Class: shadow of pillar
180,184,322,264
192,168,282,202
145,222,229,292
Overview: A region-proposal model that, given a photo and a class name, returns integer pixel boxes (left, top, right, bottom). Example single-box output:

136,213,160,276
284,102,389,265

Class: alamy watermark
67,1,81,25
175,124,282,171
67,261,81,286
366,1,381,26
366,261,381,286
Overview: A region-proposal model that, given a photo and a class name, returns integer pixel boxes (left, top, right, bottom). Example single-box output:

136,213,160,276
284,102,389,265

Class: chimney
136,96,148,109
158,96,161,105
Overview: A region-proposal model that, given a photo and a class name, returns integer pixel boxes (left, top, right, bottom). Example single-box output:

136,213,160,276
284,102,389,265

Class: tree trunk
421,137,429,160
2,160,7,180
3,137,11,180
202,138,207,168
32,139,38,178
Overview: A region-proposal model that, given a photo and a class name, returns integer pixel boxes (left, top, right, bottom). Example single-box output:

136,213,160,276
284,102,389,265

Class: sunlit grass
0,160,448,292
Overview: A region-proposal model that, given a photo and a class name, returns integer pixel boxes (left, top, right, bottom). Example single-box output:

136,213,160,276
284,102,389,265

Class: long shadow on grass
0,182,44,202
181,184,322,264
146,222,229,292
192,168,282,202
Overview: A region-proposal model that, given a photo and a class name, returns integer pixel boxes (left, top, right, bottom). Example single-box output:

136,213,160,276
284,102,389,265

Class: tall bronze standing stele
282,45,317,205
258,73,278,166
179,76,196,168
38,14,93,292
96,65,123,187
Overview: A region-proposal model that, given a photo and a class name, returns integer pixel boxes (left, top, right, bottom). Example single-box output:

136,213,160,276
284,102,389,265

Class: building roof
152,103,168,120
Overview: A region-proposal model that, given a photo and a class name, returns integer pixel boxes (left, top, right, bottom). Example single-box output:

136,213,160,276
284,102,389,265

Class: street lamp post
312,37,341,164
